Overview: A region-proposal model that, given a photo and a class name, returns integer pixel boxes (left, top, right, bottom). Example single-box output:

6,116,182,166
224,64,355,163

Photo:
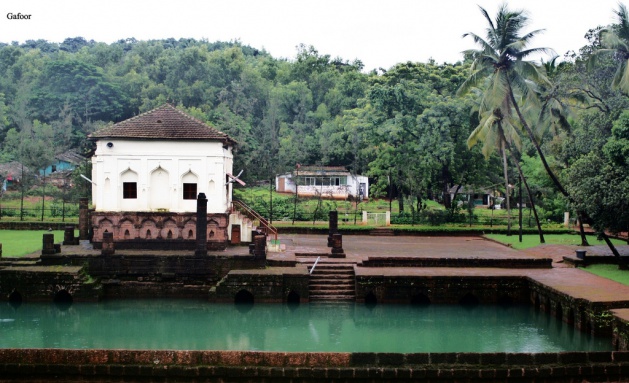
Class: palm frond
456,65,493,97
602,30,629,52
611,58,629,93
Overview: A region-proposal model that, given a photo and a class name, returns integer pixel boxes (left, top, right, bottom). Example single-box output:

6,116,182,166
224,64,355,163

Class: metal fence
0,206,79,221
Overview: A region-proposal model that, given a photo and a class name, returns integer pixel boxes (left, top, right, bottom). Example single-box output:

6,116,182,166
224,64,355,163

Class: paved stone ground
269,234,629,305
12,233,629,305
272,234,529,264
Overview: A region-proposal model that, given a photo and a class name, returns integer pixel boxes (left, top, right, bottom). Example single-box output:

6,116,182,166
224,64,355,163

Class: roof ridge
88,103,236,144
168,104,230,138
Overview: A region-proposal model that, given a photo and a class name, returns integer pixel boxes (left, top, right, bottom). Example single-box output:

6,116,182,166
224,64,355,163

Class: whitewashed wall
92,139,233,213
276,173,369,199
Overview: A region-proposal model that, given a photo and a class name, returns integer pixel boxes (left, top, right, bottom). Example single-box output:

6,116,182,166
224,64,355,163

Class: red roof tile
88,104,236,144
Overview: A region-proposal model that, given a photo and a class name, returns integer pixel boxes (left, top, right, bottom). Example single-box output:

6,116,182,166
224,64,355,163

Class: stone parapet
1,349,629,382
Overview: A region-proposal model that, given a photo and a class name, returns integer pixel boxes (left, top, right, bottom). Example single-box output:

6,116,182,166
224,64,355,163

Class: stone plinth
42,233,56,255
330,233,345,258
63,225,78,245
79,197,89,240
328,210,338,247
254,235,266,259
195,193,208,256
101,232,115,255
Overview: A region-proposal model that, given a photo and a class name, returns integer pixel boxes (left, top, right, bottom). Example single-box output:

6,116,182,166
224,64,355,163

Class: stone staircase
308,263,356,302
370,228,395,236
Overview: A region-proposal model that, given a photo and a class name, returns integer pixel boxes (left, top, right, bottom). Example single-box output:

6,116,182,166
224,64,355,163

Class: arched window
182,171,198,200
121,169,139,199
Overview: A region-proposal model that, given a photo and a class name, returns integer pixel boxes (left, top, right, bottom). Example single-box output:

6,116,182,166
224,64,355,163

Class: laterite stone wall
355,275,530,304
2,349,629,382
0,267,102,302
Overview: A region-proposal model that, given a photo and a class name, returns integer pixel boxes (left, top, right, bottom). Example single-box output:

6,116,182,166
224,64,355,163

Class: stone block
310,367,327,378
560,351,588,364
406,353,430,365
613,351,629,362
534,352,559,365
456,353,481,365
396,368,411,379
295,367,313,378
506,353,534,365
123,365,141,376
376,352,404,366
367,367,383,379
79,364,96,376
381,367,397,378
109,365,124,376
430,353,457,365
479,369,496,379
94,364,111,376
350,353,377,366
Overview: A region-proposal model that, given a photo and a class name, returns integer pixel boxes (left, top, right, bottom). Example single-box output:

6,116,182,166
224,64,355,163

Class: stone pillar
253,235,266,259
386,211,391,226
79,198,89,240
101,232,115,255
63,225,76,245
195,193,208,256
42,233,56,255
331,233,345,258
564,212,570,228
327,210,338,247
362,211,368,224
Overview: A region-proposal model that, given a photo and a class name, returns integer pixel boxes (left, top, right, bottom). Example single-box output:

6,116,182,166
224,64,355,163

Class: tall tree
589,4,629,94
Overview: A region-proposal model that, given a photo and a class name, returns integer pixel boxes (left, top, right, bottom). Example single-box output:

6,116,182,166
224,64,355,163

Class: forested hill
0,37,487,204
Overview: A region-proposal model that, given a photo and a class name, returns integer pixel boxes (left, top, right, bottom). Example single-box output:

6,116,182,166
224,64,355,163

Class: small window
183,183,197,200
123,182,137,199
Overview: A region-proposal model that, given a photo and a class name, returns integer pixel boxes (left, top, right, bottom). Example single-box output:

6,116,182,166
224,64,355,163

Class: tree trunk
577,211,590,246
601,232,621,258
501,139,512,235
507,81,569,197
505,139,545,243
506,81,606,251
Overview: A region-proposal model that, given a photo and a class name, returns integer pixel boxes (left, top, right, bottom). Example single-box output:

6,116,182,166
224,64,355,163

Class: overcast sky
0,0,624,71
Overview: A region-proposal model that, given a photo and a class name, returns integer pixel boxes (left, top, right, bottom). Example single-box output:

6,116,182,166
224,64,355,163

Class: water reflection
0,300,612,353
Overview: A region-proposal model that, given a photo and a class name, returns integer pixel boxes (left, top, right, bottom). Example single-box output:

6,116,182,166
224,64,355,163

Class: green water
0,300,611,352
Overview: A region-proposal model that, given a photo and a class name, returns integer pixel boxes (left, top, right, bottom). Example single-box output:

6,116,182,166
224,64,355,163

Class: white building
88,104,250,249
276,166,369,200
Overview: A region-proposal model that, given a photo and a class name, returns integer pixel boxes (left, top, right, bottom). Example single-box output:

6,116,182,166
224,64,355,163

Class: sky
0,0,624,71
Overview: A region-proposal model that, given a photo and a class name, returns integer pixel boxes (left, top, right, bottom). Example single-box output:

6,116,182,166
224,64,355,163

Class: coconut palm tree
469,107,518,234
460,4,619,253
534,56,574,137
457,4,569,198
469,107,545,242
589,3,629,93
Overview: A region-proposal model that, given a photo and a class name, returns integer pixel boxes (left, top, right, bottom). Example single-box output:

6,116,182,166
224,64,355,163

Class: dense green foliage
0,37,498,217
1,2,629,236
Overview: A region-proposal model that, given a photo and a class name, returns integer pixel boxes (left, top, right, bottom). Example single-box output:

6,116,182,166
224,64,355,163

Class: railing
310,256,321,275
232,199,278,241
0,206,79,221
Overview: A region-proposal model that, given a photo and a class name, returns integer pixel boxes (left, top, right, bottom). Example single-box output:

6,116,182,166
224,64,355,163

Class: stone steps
309,294,356,302
308,264,355,302
370,228,395,236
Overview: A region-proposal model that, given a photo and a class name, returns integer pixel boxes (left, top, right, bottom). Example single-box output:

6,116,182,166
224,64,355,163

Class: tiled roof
88,104,236,144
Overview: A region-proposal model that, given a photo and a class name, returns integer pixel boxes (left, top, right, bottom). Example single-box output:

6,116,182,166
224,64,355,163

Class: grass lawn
0,230,67,257
484,233,626,250
581,264,629,286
